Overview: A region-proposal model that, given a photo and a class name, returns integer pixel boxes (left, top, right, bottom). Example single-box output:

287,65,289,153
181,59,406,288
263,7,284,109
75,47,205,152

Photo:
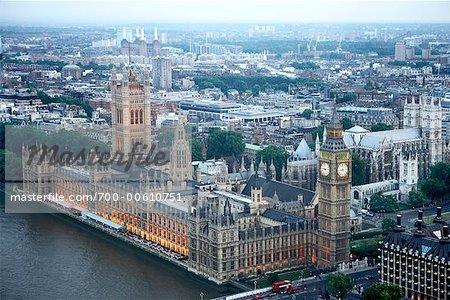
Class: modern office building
380,209,449,300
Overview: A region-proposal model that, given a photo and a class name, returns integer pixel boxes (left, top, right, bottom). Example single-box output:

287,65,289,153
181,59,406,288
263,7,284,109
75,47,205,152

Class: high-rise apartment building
152,57,172,91
395,41,406,61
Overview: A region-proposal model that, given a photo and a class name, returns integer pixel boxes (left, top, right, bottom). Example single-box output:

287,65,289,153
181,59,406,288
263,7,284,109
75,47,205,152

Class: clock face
320,162,330,176
337,163,349,177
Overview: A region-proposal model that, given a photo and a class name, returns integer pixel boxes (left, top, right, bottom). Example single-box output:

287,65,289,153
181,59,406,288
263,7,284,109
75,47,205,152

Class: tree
326,273,353,299
350,238,382,260
311,125,325,142
4,125,109,159
420,178,447,205
301,109,313,119
37,91,94,118
382,218,396,232
206,128,244,159
192,140,203,161
363,284,402,300
251,84,261,97
370,192,398,213
341,117,353,130
193,75,324,95
291,62,319,70
267,273,279,284
408,190,427,208
351,153,367,186
256,145,289,181
0,150,22,183
337,93,357,104
418,162,450,205
370,123,393,132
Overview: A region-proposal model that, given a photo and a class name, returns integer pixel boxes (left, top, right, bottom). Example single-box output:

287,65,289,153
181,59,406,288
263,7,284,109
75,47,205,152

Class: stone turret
269,160,276,180
315,133,320,158
250,173,263,215
258,159,266,173
240,156,247,172
250,160,255,175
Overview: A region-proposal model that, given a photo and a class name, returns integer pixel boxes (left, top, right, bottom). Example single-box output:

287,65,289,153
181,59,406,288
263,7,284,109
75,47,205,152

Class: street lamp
200,292,204,300
254,281,257,290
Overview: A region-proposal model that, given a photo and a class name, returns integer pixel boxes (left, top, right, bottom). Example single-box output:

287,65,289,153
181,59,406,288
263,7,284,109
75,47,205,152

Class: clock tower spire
317,100,351,269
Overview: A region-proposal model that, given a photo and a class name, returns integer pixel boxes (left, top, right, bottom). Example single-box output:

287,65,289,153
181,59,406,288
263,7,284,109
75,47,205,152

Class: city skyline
1,0,450,25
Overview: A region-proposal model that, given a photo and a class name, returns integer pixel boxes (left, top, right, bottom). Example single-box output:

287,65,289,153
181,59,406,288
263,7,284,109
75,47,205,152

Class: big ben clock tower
317,103,351,269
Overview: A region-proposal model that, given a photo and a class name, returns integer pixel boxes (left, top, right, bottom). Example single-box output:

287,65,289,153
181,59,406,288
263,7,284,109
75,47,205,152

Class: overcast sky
1,0,449,25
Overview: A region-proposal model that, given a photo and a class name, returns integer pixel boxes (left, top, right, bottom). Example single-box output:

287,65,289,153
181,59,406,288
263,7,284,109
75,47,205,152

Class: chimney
441,225,450,244
394,214,405,232
414,210,425,237
417,220,423,231
434,206,444,223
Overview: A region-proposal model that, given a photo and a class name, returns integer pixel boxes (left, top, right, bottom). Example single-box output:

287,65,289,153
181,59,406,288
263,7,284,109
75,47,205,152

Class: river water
0,195,227,300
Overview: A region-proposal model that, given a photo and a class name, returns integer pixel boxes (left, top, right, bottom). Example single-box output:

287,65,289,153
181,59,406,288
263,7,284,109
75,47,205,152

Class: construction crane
336,35,343,53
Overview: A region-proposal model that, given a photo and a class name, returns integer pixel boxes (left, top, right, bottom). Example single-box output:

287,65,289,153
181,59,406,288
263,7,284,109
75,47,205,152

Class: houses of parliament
22,66,352,284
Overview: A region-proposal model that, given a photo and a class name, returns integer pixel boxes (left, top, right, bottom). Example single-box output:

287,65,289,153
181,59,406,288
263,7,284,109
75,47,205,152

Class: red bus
272,280,293,293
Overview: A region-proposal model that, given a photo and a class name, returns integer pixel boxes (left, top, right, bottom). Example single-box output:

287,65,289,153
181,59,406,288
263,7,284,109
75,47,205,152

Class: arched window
130,110,134,124
134,109,138,125
140,109,144,124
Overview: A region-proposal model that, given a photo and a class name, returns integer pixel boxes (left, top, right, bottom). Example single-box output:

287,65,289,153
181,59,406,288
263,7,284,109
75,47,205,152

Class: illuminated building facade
188,185,318,284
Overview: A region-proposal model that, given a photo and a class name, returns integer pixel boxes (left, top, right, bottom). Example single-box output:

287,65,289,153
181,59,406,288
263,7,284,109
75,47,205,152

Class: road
244,268,379,300
362,205,450,228
383,204,449,227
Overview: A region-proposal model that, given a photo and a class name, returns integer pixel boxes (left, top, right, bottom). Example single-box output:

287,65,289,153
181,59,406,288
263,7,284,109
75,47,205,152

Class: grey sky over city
1,0,449,25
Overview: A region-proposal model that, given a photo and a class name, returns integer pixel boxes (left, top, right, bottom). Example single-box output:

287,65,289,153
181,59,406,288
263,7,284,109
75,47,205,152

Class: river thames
0,197,227,300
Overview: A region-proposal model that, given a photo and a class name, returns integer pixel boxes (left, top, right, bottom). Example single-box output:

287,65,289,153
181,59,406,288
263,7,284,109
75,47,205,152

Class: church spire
330,97,341,129
315,133,320,157
327,98,343,139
